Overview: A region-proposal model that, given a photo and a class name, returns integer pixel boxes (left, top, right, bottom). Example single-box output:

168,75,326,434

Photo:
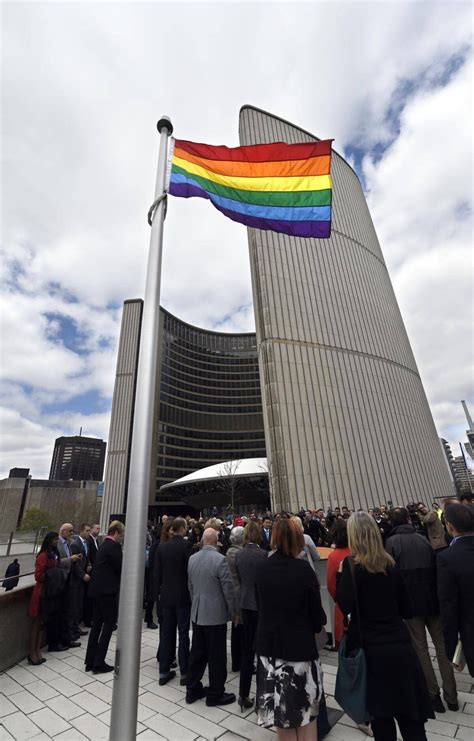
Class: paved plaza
1,625,473,741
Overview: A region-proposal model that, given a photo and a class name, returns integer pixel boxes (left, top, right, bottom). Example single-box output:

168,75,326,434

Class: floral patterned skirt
256,655,323,728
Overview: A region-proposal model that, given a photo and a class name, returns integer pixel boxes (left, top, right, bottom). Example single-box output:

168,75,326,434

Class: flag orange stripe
173,147,331,178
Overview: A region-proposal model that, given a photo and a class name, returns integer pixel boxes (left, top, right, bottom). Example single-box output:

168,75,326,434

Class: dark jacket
70,536,90,583
87,535,100,567
89,538,123,598
255,550,325,661
385,524,438,616
437,535,474,676
154,535,192,609
235,543,268,611
2,560,20,590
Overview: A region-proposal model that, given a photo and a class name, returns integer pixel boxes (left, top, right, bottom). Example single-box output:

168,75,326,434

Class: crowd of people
23,494,474,741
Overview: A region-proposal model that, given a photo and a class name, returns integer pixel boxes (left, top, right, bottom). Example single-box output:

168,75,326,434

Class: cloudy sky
1,0,473,479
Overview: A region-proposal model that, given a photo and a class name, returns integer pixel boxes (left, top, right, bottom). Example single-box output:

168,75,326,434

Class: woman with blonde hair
336,512,433,741
290,516,320,571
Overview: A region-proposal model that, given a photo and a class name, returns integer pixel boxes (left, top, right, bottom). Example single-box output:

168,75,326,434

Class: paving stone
0,724,15,740
463,703,474,715
45,694,85,721
456,727,474,740
5,665,38,687
136,728,167,740
171,707,228,739
145,681,186,703
53,730,88,741
144,712,198,740
62,655,88,671
175,698,230,723
0,674,24,696
23,680,59,701
82,680,113,703
70,713,110,739
0,693,18,717
61,668,96,687
28,707,71,736
426,718,457,737
9,689,45,714
16,664,58,684
1,711,42,740
217,734,249,741
139,691,179,716
54,676,86,698
220,714,276,740
441,709,474,727
71,690,109,716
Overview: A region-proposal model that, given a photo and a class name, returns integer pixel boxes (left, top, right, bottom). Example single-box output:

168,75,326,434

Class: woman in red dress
27,531,61,664
326,520,351,648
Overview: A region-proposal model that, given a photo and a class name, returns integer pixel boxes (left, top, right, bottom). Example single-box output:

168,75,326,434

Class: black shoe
85,665,92,672
180,676,187,686
147,622,158,629
48,644,69,652
238,696,254,712
206,692,236,707
27,655,43,666
68,641,81,648
186,687,208,704
432,695,446,714
92,663,114,674
159,670,176,686
447,701,459,712
231,666,240,673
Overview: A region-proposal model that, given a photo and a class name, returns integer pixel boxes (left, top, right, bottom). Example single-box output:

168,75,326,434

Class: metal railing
0,529,46,556
1,570,36,591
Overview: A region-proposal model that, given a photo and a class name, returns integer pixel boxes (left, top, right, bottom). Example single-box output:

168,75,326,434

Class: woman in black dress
255,517,326,739
336,511,433,741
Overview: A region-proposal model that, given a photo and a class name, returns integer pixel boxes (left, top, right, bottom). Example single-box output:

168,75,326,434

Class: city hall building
100,107,452,524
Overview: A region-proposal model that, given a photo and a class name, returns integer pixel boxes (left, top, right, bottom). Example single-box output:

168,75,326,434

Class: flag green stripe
171,164,332,207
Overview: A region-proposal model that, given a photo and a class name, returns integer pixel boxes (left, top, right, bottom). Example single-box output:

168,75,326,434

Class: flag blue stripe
169,173,331,222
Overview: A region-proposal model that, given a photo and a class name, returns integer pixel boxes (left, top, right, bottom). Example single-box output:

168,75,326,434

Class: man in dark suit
437,503,474,678
83,523,100,627
155,517,192,685
70,523,91,638
85,520,124,674
260,517,272,551
386,508,458,713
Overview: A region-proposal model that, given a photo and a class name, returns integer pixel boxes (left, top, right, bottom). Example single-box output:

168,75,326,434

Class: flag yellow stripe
172,154,331,193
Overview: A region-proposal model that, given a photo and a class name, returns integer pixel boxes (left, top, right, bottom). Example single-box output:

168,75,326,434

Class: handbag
334,557,371,724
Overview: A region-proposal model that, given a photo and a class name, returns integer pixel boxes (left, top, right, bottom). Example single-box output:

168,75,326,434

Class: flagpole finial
157,116,173,135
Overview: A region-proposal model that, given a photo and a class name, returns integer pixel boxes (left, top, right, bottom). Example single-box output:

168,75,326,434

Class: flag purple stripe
169,181,331,238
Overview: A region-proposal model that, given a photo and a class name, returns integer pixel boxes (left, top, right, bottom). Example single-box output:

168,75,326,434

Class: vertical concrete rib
100,300,143,531
239,105,452,511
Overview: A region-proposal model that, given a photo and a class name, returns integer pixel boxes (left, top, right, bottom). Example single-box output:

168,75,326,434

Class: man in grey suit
57,523,82,648
186,528,236,707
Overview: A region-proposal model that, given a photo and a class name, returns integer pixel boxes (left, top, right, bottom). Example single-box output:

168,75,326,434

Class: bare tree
216,459,242,514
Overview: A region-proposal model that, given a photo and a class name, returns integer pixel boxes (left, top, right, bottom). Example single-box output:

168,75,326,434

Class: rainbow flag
167,138,333,238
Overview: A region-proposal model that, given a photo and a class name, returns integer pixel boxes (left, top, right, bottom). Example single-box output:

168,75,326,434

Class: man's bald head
202,528,218,546
60,523,74,539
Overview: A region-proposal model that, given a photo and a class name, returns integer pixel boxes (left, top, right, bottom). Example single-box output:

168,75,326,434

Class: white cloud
363,55,474,453
1,1,473,478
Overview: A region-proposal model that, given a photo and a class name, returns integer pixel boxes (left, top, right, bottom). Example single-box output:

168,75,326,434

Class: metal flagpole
109,115,173,741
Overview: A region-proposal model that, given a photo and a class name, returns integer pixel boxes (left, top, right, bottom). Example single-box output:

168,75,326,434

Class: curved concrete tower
239,106,452,512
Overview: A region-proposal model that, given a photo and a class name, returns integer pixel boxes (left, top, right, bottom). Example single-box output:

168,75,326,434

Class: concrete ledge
0,584,34,671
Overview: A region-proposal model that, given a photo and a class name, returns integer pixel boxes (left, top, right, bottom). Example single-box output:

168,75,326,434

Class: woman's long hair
39,531,59,555
347,512,394,574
